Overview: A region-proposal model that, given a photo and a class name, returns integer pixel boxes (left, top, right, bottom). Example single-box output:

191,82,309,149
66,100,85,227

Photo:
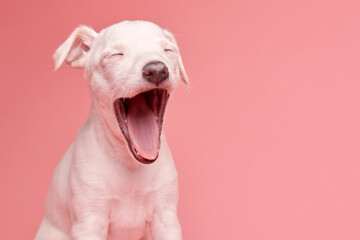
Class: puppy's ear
53,25,98,70
163,30,189,85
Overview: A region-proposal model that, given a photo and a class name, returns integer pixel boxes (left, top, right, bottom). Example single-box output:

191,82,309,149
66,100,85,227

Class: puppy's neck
86,99,143,170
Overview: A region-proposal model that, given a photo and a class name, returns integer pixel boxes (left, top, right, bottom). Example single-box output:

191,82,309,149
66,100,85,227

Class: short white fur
35,20,188,240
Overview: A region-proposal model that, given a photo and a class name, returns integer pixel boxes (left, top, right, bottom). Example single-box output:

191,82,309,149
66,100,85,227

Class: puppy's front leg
71,214,109,240
151,208,182,240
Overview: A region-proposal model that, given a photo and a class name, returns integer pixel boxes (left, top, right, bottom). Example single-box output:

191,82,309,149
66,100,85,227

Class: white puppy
35,21,188,240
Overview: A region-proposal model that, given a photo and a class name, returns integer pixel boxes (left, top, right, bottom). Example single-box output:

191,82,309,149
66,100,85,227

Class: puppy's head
54,21,188,164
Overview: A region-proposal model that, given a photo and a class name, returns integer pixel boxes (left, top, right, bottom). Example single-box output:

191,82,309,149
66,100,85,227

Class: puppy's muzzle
142,61,169,85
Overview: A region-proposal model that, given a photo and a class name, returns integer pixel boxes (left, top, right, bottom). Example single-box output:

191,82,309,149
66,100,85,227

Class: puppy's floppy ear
163,29,189,85
53,25,98,70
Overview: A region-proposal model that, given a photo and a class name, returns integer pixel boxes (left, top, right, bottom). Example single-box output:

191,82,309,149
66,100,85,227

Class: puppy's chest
107,184,155,239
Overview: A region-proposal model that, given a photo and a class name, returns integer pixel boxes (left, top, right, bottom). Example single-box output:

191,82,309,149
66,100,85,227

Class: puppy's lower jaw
114,89,169,164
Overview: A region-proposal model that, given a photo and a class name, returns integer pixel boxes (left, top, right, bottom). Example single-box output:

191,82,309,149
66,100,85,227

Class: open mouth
114,89,170,164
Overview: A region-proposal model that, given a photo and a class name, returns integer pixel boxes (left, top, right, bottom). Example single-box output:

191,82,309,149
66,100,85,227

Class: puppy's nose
142,61,169,85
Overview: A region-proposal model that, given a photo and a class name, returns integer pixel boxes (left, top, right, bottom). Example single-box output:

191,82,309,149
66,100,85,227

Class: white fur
35,21,188,240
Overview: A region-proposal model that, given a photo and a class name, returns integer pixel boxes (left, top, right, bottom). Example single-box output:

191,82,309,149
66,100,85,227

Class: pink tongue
127,94,159,160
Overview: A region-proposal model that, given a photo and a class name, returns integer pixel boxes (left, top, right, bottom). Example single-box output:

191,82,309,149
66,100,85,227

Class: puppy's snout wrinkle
142,61,169,85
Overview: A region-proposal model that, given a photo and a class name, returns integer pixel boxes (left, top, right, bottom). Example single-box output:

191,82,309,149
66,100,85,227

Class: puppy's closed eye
103,53,124,63
110,53,124,57
164,49,178,58
164,48,178,54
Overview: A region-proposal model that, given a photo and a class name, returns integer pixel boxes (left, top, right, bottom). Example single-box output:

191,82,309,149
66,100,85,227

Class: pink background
1,0,360,239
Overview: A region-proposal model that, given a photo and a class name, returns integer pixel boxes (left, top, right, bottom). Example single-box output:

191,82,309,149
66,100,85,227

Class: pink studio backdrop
1,0,360,239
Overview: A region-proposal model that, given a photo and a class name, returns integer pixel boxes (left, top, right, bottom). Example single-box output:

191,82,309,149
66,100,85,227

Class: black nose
142,61,169,85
